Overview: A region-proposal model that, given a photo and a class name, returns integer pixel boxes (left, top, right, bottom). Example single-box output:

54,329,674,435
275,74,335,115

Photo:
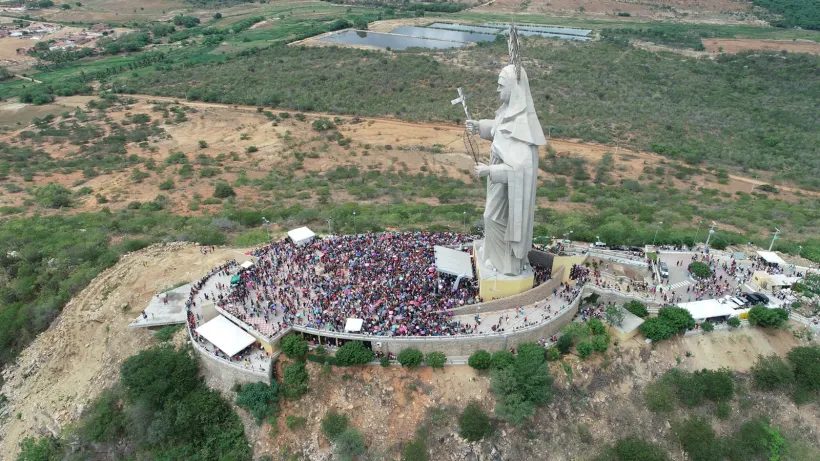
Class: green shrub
786,345,820,404
335,428,366,461
490,342,554,425
490,350,515,369
688,261,712,279
591,335,609,353
246,145,258,153
425,351,446,369
701,321,714,332
644,378,676,413
312,118,335,131
727,317,741,328
35,183,72,208
380,356,390,367
715,402,731,420
674,416,721,461
154,324,181,342
588,318,607,335
236,381,281,424
751,354,794,391
556,334,573,354
546,347,561,361
280,334,308,359
623,301,649,318
723,416,787,461
214,182,236,198
398,348,424,368
282,361,309,400
748,306,789,328
641,307,695,341
458,401,492,442
596,437,669,461
468,350,492,370
577,340,594,359
286,414,306,430
335,341,374,366
79,388,125,442
321,410,349,441
158,179,174,190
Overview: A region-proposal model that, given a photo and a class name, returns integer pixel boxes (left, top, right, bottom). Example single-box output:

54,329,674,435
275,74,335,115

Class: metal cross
451,87,471,120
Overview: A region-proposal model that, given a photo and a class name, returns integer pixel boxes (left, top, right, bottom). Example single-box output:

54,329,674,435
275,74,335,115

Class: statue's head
497,70,513,104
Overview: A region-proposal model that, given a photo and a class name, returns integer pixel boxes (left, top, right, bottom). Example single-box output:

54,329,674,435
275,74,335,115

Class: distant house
49,40,76,50
90,23,110,33
25,22,61,34
9,31,23,37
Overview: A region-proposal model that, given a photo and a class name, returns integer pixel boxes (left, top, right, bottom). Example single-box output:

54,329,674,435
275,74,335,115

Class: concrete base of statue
473,239,534,301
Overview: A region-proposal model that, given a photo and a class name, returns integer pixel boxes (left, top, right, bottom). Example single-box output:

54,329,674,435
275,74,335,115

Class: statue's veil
498,65,547,147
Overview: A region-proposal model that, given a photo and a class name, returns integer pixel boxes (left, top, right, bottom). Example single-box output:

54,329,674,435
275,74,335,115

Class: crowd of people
215,232,558,338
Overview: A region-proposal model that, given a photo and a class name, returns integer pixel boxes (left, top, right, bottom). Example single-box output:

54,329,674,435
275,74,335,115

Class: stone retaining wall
448,266,565,315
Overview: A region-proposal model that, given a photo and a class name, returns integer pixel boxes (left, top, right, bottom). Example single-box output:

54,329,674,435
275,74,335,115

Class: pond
427,22,505,35
318,30,466,50
483,23,592,37
391,25,499,43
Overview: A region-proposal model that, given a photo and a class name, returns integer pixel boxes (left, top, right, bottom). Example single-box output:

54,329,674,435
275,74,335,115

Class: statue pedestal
473,239,534,301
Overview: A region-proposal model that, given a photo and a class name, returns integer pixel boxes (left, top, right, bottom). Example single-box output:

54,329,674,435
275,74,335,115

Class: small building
608,309,644,342
752,271,799,290
677,297,750,324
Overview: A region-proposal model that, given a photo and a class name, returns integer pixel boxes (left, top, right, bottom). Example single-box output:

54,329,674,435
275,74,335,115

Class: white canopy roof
677,298,738,321
344,318,364,332
769,274,799,287
434,245,474,278
196,315,256,357
288,226,316,245
757,251,786,266
240,260,255,269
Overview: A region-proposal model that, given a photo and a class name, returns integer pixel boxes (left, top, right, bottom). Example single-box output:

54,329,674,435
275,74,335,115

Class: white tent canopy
434,245,474,278
240,260,255,270
344,318,364,333
288,226,316,245
757,251,786,266
677,299,738,322
196,315,256,357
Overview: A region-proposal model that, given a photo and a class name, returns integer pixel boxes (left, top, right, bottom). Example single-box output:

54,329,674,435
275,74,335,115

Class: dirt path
703,38,820,55
0,243,250,460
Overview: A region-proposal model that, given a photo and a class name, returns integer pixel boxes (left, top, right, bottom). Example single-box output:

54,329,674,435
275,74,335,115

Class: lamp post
705,222,717,248
262,217,270,242
693,219,702,247
327,217,333,236
768,228,780,251
652,221,663,246
353,211,357,235
462,211,467,234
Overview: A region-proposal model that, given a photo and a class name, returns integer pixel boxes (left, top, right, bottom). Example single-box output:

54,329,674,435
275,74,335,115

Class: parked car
753,292,770,305
742,292,764,305
659,262,669,278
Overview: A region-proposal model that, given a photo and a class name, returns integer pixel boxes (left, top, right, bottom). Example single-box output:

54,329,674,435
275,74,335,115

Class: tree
591,335,609,353
577,340,594,358
640,317,676,341
727,317,741,328
425,351,446,369
642,307,695,341
280,334,308,359
748,306,789,328
588,318,607,335
556,334,574,354
335,341,374,366
198,140,208,148
468,350,492,370
334,428,365,461
282,361,308,399
490,342,554,425
459,401,492,442
695,368,734,402
213,182,236,198
214,12,222,19
35,183,72,208
321,410,349,440
398,348,424,368
236,381,280,424
353,18,369,30
701,321,714,332
751,354,794,391
120,345,198,409
490,349,514,369
688,261,712,279
786,345,820,404
604,305,625,327
674,416,722,461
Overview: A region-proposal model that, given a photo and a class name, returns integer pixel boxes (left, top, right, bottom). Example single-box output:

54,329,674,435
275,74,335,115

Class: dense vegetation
112,40,820,190
753,0,820,30
16,345,251,460
489,342,554,424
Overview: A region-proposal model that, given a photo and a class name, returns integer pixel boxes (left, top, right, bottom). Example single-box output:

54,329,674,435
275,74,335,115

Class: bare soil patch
703,38,820,55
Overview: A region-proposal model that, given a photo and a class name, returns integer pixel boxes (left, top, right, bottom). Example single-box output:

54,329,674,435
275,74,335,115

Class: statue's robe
477,111,538,276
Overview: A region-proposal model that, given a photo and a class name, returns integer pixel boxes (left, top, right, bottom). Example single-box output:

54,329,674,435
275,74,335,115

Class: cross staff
451,87,480,164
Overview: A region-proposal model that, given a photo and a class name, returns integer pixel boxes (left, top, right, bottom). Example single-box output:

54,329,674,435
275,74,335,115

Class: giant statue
465,26,546,277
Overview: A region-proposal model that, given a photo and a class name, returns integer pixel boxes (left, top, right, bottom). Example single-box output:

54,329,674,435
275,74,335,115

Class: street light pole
652,221,663,246
693,219,702,247
768,227,780,251
463,211,467,234
262,217,270,242
353,211,357,235
705,222,717,247
327,218,332,236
